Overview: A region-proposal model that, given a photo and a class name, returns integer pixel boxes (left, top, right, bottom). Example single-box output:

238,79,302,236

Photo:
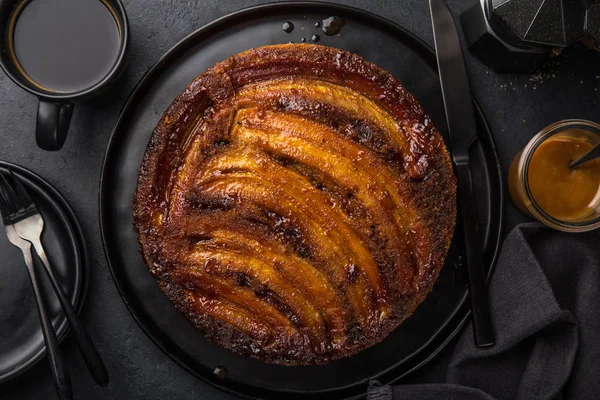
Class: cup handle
36,100,74,151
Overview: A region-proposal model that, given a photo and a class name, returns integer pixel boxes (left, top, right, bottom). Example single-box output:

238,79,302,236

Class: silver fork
0,171,108,391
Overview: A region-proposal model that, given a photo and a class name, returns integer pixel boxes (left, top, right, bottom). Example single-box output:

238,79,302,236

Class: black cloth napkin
368,222,600,400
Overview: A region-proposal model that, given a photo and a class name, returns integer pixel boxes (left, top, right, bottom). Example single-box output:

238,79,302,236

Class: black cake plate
99,2,503,399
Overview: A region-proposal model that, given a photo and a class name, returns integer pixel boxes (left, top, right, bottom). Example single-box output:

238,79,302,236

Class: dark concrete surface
1,0,599,399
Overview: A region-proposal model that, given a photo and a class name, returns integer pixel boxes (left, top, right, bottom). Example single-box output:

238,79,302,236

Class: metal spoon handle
570,142,600,169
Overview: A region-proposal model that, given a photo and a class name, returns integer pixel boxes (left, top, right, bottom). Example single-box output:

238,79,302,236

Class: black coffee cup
0,0,129,151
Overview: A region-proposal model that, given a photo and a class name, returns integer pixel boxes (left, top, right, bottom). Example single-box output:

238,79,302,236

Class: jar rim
518,119,600,232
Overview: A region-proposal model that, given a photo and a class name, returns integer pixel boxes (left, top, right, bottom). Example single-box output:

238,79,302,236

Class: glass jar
508,119,600,232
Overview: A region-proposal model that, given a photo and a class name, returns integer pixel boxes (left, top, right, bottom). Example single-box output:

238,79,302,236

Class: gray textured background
1,0,599,399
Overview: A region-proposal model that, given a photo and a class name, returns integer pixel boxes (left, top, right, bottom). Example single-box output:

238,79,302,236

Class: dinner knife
429,0,495,347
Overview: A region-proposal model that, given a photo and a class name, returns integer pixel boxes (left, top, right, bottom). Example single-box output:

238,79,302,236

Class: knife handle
455,161,495,347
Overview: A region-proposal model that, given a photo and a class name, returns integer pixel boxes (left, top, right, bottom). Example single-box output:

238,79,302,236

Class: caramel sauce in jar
509,120,600,232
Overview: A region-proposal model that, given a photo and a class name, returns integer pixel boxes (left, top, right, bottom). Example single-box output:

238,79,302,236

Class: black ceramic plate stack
0,162,86,383
100,3,504,399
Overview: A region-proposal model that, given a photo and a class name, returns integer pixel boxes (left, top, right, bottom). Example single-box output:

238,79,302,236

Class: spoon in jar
569,142,600,169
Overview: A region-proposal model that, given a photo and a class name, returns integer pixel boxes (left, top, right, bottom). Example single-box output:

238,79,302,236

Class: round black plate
99,3,503,399
0,161,86,383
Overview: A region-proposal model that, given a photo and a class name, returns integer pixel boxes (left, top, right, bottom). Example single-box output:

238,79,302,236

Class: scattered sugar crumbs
495,47,599,92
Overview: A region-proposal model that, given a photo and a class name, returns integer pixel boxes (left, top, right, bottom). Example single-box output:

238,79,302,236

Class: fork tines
0,170,36,225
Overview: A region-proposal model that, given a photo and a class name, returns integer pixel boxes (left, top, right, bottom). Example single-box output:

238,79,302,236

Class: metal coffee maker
461,0,600,72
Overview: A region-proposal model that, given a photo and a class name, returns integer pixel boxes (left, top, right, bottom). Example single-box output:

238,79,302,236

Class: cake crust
133,44,456,365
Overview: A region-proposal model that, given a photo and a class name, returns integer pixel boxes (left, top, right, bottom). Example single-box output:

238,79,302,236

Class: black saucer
0,161,86,383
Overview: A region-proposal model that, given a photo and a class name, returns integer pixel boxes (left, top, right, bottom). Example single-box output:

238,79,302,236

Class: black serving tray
99,2,503,399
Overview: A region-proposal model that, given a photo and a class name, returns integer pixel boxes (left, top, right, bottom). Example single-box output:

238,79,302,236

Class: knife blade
430,0,495,347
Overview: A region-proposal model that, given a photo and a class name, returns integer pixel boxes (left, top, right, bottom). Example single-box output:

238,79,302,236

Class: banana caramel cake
133,44,456,365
